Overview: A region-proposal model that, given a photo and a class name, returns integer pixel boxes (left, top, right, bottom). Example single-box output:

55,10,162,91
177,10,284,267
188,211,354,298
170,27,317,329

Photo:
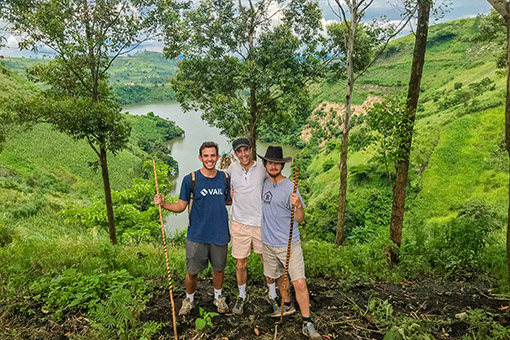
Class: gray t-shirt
261,178,305,247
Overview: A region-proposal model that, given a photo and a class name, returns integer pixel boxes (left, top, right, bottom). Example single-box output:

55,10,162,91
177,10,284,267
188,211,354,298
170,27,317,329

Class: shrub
60,161,173,243
30,268,151,325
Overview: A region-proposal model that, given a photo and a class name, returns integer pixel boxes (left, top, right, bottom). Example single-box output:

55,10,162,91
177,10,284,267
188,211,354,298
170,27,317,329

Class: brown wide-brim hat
257,146,292,164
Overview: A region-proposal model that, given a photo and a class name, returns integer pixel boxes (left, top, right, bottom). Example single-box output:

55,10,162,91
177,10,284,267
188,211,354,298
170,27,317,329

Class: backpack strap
223,171,230,201
187,171,196,226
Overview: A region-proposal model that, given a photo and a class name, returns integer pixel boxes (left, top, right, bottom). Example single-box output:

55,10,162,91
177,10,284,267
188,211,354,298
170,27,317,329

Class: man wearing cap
227,138,279,315
259,145,321,339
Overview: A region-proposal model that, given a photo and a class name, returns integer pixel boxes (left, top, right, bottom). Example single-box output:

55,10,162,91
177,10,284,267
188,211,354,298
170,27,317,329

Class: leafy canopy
163,0,324,150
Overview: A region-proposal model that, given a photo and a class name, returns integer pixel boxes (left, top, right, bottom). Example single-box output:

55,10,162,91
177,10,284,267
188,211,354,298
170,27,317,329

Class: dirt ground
141,277,510,340
3,276,509,339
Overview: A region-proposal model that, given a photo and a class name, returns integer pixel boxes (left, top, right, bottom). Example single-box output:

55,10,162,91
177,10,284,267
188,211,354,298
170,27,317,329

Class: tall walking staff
152,158,178,340
280,160,300,322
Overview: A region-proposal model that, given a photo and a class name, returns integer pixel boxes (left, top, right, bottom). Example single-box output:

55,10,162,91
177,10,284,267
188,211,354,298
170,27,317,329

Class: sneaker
302,321,321,340
179,298,194,316
271,303,296,318
264,294,280,314
213,295,229,313
232,296,246,315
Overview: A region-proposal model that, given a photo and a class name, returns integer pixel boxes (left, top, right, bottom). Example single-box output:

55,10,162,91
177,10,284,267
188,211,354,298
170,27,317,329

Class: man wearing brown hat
259,145,321,339
227,138,279,315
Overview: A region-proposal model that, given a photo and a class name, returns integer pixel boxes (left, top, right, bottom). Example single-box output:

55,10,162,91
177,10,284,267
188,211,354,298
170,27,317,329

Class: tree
365,95,407,186
2,0,164,245
389,0,431,252
162,0,324,158
328,0,414,246
486,0,510,286
474,8,506,69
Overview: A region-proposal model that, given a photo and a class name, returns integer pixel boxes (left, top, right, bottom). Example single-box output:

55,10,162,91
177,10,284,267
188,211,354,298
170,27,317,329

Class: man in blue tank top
259,146,321,340
154,141,231,316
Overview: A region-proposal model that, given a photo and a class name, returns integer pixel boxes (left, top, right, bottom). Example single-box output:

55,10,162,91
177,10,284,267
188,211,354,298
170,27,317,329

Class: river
124,101,300,232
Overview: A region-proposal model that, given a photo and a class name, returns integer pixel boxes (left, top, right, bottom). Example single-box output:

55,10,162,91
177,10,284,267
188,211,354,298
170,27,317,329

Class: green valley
1,13,510,340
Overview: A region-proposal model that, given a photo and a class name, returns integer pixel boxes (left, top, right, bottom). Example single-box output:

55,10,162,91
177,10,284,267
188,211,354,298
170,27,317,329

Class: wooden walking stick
152,158,178,340
280,160,300,322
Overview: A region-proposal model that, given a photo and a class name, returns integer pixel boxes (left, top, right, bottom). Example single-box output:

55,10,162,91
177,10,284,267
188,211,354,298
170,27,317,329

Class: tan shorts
230,220,263,259
262,241,306,282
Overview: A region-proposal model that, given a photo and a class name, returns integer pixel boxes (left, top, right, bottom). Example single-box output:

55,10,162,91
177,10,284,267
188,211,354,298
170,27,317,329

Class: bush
30,268,151,330
60,161,174,243
425,200,502,277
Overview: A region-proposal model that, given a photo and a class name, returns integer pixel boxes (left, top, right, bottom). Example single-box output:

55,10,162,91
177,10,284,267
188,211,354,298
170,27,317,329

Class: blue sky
0,0,493,58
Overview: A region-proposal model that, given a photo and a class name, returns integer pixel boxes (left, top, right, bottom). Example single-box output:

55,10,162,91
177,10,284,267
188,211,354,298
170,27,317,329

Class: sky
0,0,493,58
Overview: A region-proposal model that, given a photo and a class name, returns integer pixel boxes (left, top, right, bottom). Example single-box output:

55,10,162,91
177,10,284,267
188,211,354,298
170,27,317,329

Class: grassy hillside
301,17,508,283
1,51,178,105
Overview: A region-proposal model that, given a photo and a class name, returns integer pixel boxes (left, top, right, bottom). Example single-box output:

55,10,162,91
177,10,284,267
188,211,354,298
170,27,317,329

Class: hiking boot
179,298,194,316
271,303,296,318
232,296,246,315
214,295,229,313
302,321,321,340
264,294,280,315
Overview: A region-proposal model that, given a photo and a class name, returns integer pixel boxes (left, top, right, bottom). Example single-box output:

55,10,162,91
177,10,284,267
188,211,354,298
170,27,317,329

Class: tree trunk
505,12,510,289
247,10,258,161
389,0,431,250
100,145,117,245
249,102,257,160
336,6,357,246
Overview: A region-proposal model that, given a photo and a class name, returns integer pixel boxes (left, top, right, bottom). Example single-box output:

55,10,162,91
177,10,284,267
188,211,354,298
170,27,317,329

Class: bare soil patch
142,277,510,340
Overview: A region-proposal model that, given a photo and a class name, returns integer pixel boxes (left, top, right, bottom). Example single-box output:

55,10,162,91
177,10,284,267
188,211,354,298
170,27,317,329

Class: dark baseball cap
232,137,251,151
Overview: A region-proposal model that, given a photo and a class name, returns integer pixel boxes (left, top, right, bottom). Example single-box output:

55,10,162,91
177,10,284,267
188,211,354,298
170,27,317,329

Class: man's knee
186,272,198,280
292,278,307,292
236,258,248,271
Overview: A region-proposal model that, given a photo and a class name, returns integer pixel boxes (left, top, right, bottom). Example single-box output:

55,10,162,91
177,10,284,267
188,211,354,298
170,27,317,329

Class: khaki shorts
262,241,306,282
230,220,263,259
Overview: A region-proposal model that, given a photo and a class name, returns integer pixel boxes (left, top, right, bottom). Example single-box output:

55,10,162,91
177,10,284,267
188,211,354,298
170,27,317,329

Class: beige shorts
230,220,263,259
262,241,306,282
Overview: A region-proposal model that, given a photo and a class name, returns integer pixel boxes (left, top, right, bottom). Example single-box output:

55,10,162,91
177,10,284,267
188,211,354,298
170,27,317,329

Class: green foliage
3,51,180,106
30,268,151,326
458,309,510,340
195,307,218,331
384,321,433,340
114,84,176,105
164,0,324,151
365,95,409,185
0,222,14,247
472,9,506,69
125,112,183,171
427,200,502,277
60,161,173,243
326,18,396,80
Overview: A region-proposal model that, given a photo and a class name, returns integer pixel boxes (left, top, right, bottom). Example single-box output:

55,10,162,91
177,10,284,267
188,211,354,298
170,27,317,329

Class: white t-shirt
227,161,268,227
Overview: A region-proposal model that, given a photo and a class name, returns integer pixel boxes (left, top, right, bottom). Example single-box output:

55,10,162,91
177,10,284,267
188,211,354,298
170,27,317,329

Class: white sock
268,282,277,299
214,288,222,300
238,284,247,299
186,292,195,302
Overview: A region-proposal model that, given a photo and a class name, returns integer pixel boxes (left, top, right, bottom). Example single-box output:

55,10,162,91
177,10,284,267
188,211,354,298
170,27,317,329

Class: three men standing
154,140,320,339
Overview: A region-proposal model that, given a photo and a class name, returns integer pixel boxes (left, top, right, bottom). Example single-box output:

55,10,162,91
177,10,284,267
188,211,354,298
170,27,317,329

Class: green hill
0,60,182,220
301,17,508,282
1,51,178,105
